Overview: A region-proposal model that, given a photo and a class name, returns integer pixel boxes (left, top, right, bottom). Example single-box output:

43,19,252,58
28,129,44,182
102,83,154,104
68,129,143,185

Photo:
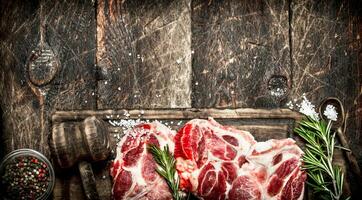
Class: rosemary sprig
148,144,181,200
295,116,349,200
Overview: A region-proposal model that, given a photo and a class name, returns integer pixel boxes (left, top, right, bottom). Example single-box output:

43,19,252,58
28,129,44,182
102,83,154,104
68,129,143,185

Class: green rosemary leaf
148,144,182,200
295,117,346,200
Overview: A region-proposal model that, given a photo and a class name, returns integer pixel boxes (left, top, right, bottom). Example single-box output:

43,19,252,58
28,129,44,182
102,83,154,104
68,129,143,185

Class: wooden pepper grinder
49,116,110,200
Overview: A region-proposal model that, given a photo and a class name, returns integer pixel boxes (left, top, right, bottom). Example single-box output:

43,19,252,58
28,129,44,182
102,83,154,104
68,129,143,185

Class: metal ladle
319,97,362,185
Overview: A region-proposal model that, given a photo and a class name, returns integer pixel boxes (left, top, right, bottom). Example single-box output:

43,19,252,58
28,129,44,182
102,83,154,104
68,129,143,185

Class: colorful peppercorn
1,155,50,200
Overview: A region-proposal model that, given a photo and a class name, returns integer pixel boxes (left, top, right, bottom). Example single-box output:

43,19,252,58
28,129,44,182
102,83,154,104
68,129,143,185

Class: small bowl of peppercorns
0,149,55,200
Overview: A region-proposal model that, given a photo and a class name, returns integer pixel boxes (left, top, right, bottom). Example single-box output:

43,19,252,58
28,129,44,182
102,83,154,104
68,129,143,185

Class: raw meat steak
174,118,306,200
174,118,257,199
247,139,306,200
110,122,175,200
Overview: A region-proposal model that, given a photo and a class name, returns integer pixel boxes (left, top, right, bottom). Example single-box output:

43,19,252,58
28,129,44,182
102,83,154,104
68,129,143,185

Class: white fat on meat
111,122,175,200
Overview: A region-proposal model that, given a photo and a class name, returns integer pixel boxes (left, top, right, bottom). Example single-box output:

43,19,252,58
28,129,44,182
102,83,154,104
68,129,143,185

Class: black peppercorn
1,155,51,200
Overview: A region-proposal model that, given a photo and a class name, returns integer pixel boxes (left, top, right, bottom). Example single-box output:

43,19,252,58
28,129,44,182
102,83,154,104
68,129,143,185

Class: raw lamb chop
174,118,257,199
237,139,306,200
174,118,306,200
246,139,306,200
110,122,175,200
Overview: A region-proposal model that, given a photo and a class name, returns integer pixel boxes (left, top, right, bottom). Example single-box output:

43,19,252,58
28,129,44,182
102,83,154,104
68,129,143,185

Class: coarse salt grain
323,104,338,121
270,88,285,97
297,95,319,120
109,119,143,129
286,100,294,109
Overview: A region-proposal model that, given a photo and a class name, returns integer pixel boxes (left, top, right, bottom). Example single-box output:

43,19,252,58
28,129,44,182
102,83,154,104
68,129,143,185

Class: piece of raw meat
111,118,306,200
110,122,175,200
174,118,257,199
174,118,306,200
246,139,306,200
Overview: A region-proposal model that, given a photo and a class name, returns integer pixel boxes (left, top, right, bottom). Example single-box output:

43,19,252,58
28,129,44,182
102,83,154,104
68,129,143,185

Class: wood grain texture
52,108,303,122
0,0,96,154
192,0,291,108
43,0,97,110
0,0,42,155
358,5,362,171
96,0,192,109
42,1,98,198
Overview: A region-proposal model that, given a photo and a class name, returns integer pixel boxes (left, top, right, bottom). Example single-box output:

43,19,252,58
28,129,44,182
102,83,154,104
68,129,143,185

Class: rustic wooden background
0,0,361,199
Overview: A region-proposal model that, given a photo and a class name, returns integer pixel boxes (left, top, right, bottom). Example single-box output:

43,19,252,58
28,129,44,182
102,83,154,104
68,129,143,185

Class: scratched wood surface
0,0,41,156
0,0,96,199
0,0,96,154
96,0,192,109
192,0,291,108
0,0,361,199
290,0,362,195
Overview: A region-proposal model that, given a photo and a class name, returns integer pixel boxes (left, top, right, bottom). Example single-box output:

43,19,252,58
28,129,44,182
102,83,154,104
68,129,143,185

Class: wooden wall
0,0,361,199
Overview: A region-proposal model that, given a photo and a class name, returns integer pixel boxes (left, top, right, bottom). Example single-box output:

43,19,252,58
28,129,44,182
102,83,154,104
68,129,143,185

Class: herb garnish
295,116,349,200
148,144,181,200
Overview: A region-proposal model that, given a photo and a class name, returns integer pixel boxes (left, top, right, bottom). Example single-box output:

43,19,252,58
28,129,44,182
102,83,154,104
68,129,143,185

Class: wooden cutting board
51,108,349,199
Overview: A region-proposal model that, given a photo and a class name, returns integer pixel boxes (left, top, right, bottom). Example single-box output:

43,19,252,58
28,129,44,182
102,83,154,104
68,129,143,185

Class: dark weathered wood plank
96,0,192,109
0,0,42,154
290,0,361,147
41,1,98,199
0,0,96,153
358,6,362,171
191,0,291,108
290,0,362,197
52,108,303,122
0,0,97,199
43,0,97,110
